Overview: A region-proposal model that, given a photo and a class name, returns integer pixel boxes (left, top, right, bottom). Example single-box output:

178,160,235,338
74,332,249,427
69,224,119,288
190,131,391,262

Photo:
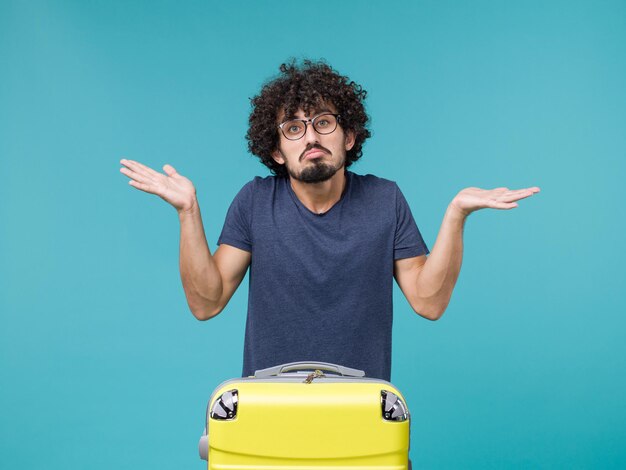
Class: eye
283,121,304,135
316,119,329,127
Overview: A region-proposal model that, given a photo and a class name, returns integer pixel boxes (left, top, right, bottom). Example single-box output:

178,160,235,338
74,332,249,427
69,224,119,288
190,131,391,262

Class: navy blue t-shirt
217,171,429,381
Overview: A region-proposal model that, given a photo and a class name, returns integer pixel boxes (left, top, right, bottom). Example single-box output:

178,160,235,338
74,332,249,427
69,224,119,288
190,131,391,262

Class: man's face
272,104,355,184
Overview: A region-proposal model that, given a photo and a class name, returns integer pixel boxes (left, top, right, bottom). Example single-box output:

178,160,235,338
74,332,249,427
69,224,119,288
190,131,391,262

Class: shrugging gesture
394,184,541,320
120,157,251,321
450,186,541,217
120,159,197,214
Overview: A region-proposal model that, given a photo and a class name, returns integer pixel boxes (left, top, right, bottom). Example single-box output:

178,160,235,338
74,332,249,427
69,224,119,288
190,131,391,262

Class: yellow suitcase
198,361,412,469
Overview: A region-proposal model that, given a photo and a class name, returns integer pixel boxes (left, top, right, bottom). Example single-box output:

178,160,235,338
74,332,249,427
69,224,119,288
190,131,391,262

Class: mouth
302,147,330,161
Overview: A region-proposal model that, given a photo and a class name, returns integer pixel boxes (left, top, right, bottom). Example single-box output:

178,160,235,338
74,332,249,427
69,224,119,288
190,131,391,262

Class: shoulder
243,175,286,192
234,175,285,198
347,171,399,196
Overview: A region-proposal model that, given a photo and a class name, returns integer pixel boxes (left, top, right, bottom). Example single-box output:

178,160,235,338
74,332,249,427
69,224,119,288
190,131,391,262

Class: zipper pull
303,369,325,384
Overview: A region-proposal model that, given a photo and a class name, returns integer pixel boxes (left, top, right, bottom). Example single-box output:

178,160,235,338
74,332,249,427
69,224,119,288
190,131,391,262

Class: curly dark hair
246,59,371,177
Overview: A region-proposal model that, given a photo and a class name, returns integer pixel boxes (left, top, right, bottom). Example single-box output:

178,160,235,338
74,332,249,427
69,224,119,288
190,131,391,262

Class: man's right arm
178,203,251,320
120,158,250,320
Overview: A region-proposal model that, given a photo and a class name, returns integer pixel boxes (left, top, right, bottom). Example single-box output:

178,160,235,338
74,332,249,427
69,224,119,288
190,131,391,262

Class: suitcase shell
199,361,411,469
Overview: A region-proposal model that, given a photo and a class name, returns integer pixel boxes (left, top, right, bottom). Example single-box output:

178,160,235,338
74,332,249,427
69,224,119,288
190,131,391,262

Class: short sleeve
393,184,430,260
217,181,254,252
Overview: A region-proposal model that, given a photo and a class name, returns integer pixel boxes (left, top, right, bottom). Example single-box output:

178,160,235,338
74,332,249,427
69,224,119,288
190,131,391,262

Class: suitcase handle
254,361,365,378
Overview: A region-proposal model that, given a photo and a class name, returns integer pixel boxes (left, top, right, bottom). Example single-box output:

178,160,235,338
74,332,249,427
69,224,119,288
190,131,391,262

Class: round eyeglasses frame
277,113,341,141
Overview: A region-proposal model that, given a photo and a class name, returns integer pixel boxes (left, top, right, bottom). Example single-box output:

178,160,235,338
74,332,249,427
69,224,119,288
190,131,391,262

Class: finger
128,179,158,195
120,159,161,179
120,159,152,178
510,187,540,194
163,164,178,177
502,186,540,195
489,187,510,197
120,166,152,185
499,189,538,203
490,200,518,210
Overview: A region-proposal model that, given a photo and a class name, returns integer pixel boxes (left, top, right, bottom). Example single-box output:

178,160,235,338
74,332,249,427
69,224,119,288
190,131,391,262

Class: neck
289,168,347,214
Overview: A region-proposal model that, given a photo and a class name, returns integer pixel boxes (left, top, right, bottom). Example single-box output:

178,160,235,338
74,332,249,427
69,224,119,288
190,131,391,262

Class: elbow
423,309,444,321
184,286,226,321
413,302,448,321
189,302,224,321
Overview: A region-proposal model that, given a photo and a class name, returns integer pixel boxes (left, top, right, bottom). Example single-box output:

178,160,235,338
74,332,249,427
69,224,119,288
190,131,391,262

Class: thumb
163,164,178,177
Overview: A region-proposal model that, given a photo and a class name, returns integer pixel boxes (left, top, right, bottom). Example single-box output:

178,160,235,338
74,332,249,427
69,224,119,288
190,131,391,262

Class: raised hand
120,159,197,213
450,186,541,218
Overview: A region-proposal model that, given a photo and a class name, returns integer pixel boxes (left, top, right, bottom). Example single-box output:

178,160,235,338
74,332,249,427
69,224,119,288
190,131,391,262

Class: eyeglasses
278,113,340,140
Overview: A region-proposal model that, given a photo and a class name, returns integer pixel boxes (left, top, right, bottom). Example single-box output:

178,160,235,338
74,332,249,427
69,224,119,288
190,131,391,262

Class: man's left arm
394,186,540,321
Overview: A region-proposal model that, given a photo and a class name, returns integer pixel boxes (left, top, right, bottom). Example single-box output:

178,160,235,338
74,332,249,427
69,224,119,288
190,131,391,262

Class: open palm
120,159,197,213
451,186,541,217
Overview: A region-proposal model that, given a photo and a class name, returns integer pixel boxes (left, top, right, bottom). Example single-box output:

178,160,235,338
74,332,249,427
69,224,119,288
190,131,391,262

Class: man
120,60,539,381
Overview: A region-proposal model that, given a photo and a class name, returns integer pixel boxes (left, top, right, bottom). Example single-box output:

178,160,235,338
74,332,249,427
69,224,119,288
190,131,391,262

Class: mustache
300,144,331,161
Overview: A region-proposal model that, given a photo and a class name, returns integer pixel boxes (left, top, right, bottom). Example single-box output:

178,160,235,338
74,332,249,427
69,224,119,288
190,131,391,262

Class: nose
303,121,320,145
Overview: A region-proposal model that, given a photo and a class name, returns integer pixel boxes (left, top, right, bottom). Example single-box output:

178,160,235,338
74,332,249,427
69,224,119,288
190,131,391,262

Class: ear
271,148,285,165
344,131,355,152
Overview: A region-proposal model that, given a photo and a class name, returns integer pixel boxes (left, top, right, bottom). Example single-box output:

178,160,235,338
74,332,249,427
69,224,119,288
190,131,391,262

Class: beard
282,146,345,184
288,159,341,183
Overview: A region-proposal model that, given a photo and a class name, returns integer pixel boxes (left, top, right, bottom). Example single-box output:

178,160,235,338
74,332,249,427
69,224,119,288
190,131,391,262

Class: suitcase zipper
303,369,325,383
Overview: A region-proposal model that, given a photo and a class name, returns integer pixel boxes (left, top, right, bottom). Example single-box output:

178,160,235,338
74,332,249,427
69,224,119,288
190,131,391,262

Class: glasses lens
313,114,337,134
282,120,306,140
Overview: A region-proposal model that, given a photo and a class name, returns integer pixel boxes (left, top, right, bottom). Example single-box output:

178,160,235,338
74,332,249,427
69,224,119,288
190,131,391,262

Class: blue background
1,1,625,468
